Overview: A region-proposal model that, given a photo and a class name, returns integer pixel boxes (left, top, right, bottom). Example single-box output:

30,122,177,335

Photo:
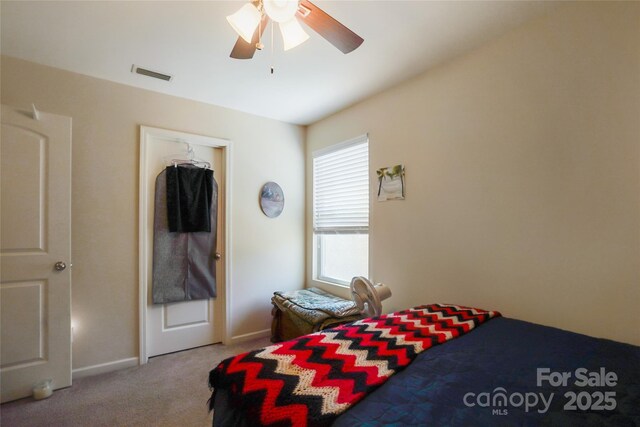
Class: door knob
54,261,66,271
214,253,222,260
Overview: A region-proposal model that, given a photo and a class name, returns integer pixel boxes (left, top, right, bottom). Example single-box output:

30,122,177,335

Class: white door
140,127,226,360
0,105,72,402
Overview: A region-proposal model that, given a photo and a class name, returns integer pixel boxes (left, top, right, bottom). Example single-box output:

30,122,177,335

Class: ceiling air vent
131,65,173,82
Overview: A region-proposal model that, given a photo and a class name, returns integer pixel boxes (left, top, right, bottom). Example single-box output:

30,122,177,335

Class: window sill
312,278,349,289
308,279,351,300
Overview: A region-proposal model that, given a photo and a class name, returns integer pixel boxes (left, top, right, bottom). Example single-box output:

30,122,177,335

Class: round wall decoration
259,181,285,218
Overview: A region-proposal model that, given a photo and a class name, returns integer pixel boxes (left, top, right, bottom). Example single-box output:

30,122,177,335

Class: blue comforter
333,317,640,426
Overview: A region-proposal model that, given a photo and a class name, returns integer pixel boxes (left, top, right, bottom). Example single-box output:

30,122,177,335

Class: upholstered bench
271,287,364,342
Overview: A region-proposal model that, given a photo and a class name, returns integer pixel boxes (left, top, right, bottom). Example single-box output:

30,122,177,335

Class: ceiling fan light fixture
279,18,309,51
228,0,364,60
226,3,262,44
263,0,299,23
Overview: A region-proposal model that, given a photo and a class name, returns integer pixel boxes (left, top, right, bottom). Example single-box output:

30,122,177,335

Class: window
313,135,369,286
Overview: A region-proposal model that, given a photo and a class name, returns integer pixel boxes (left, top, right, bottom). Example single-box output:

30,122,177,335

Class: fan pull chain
270,23,275,75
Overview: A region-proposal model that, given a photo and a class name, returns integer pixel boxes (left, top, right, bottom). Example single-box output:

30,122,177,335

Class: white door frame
138,126,232,364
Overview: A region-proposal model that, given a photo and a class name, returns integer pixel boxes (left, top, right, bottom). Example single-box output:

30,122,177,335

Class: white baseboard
72,357,139,380
228,328,270,345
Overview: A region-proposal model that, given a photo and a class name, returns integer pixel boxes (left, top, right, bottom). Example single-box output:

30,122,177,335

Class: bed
209,304,640,426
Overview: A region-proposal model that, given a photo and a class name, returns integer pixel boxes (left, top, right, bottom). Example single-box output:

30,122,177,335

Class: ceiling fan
226,0,364,59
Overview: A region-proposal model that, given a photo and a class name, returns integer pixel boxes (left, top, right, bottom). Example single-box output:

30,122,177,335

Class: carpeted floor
0,337,271,427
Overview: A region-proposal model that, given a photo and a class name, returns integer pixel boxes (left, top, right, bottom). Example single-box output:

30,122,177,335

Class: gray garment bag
151,167,217,304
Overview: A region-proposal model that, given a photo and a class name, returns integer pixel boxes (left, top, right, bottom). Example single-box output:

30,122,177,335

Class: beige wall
1,56,305,369
306,2,640,345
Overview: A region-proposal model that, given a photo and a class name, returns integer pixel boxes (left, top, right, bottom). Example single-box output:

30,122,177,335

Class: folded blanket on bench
272,287,362,328
209,303,500,427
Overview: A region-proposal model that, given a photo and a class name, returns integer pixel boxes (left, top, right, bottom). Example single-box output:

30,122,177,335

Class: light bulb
279,18,309,51
226,3,262,44
263,0,299,23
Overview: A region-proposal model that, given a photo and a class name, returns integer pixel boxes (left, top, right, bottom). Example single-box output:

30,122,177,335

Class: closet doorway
139,126,230,362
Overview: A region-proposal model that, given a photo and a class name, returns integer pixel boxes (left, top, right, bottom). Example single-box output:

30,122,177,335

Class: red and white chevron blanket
209,303,500,426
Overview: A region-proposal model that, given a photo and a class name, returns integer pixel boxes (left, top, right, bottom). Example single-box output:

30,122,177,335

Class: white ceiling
1,1,558,125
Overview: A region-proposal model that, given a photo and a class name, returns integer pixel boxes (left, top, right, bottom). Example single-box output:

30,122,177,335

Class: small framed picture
376,165,405,201
259,181,285,218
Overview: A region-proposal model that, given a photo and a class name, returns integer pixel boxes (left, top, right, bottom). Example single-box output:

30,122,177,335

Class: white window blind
313,136,369,234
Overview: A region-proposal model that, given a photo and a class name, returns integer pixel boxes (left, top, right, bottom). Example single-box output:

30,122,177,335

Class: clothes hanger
166,141,211,169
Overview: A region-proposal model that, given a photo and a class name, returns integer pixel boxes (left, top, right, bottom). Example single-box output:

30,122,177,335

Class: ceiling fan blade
230,15,270,59
298,0,363,54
